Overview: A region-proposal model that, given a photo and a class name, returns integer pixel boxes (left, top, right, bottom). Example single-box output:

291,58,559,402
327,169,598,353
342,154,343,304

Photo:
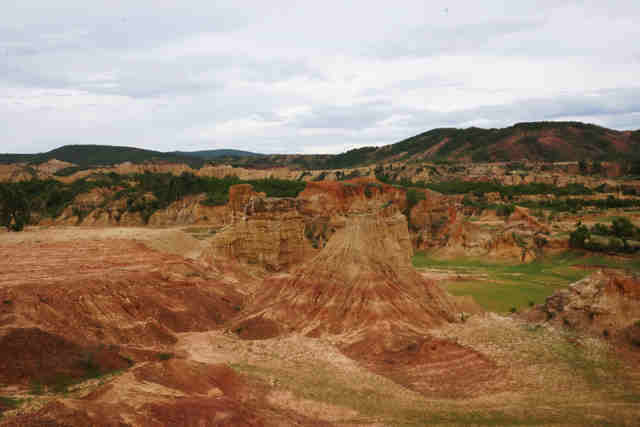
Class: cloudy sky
2,1,639,154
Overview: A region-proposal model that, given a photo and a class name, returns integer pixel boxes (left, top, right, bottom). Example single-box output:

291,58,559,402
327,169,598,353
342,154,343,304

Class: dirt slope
236,208,458,337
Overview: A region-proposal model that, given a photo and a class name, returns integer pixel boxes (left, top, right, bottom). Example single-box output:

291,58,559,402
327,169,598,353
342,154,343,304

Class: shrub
569,225,590,249
496,204,515,217
405,189,426,212
591,223,610,235
201,192,228,206
611,217,635,239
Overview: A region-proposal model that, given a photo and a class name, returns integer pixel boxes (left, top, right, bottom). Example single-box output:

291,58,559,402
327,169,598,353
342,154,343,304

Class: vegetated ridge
3,122,639,171
0,145,206,168
311,122,640,169
172,149,264,159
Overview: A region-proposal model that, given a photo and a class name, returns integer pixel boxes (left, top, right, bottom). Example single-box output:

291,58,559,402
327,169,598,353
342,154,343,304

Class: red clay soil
236,211,458,337
234,316,283,340
1,360,330,427
0,240,244,347
298,178,407,216
0,327,130,386
526,271,640,361
131,360,246,398
137,397,330,427
1,397,275,427
0,401,129,427
342,332,501,398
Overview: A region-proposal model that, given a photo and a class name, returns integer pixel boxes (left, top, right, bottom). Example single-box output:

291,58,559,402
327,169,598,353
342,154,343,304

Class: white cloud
1,0,639,154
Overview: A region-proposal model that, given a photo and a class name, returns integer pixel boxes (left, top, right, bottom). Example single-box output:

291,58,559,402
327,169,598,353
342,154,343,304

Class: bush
496,204,515,217
591,223,610,235
405,188,426,212
201,192,228,206
569,218,640,254
611,217,635,239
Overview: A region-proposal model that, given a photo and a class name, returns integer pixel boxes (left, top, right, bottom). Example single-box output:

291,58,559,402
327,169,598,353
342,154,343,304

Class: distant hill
2,122,639,171
172,149,264,159
308,122,640,169
0,145,205,168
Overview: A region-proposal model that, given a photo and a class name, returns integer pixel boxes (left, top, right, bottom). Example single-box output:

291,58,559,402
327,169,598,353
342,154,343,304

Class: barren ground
1,227,639,426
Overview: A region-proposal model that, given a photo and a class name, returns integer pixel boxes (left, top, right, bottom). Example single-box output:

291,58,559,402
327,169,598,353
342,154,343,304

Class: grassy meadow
413,251,640,313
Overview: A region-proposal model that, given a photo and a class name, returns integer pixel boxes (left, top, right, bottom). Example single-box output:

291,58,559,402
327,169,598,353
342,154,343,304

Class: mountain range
2,122,639,169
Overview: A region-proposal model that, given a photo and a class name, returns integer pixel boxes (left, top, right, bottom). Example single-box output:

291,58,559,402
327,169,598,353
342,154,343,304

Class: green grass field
412,251,640,313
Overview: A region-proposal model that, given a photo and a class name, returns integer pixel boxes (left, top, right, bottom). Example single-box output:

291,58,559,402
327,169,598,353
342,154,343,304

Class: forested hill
172,149,264,159
0,145,206,168
305,122,640,169
2,122,639,170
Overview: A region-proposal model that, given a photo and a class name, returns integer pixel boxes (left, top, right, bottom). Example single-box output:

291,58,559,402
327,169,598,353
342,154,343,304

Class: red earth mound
0,240,243,348
1,360,328,427
298,178,406,216
527,270,640,341
0,327,130,387
131,359,246,398
342,332,501,398
236,210,459,337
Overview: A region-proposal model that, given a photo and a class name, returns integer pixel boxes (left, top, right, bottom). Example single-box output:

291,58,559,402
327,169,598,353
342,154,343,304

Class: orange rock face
0,240,243,361
201,197,315,273
235,210,458,337
298,178,406,217
342,332,500,398
528,271,640,343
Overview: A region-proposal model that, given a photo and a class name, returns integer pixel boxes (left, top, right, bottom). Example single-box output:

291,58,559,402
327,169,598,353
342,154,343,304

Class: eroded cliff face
34,177,557,264
528,271,640,344
201,197,314,273
0,159,75,182
225,206,499,398
197,179,413,274
408,193,553,261
147,195,228,227
233,208,458,337
298,178,406,217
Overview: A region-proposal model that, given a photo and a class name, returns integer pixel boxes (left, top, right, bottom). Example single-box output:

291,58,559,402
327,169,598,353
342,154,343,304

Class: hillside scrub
569,217,640,253
0,173,307,229
0,144,206,168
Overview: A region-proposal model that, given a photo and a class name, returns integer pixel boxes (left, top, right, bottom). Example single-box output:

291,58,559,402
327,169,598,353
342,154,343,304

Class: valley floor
1,227,639,426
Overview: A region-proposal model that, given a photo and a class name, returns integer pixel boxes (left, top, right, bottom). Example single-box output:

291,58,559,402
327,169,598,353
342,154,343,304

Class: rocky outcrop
408,190,454,246
0,240,244,352
201,196,315,273
409,194,554,261
507,206,551,234
298,178,406,217
229,207,500,398
234,208,459,337
148,195,228,227
527,271,640,345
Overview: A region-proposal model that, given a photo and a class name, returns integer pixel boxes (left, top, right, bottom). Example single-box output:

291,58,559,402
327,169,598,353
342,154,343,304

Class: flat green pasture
412,251,640,313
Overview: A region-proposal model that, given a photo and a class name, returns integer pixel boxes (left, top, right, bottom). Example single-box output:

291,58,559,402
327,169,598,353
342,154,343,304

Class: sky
1,0,640,155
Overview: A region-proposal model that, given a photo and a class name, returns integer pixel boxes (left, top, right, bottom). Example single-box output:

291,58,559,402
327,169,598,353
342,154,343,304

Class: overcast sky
2,1,639,154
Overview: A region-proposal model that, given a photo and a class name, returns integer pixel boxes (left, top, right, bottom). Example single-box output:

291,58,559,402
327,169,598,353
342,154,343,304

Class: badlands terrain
1,122,640,425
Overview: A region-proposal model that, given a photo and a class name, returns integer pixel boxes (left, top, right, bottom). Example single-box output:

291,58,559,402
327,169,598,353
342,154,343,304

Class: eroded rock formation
234,208,459,337
527,270,640,346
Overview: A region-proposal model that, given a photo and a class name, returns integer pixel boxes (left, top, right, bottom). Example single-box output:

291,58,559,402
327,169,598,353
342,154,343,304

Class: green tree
0,186,30,231
569,225,590,249
578,159,588,175
611,217,635,239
